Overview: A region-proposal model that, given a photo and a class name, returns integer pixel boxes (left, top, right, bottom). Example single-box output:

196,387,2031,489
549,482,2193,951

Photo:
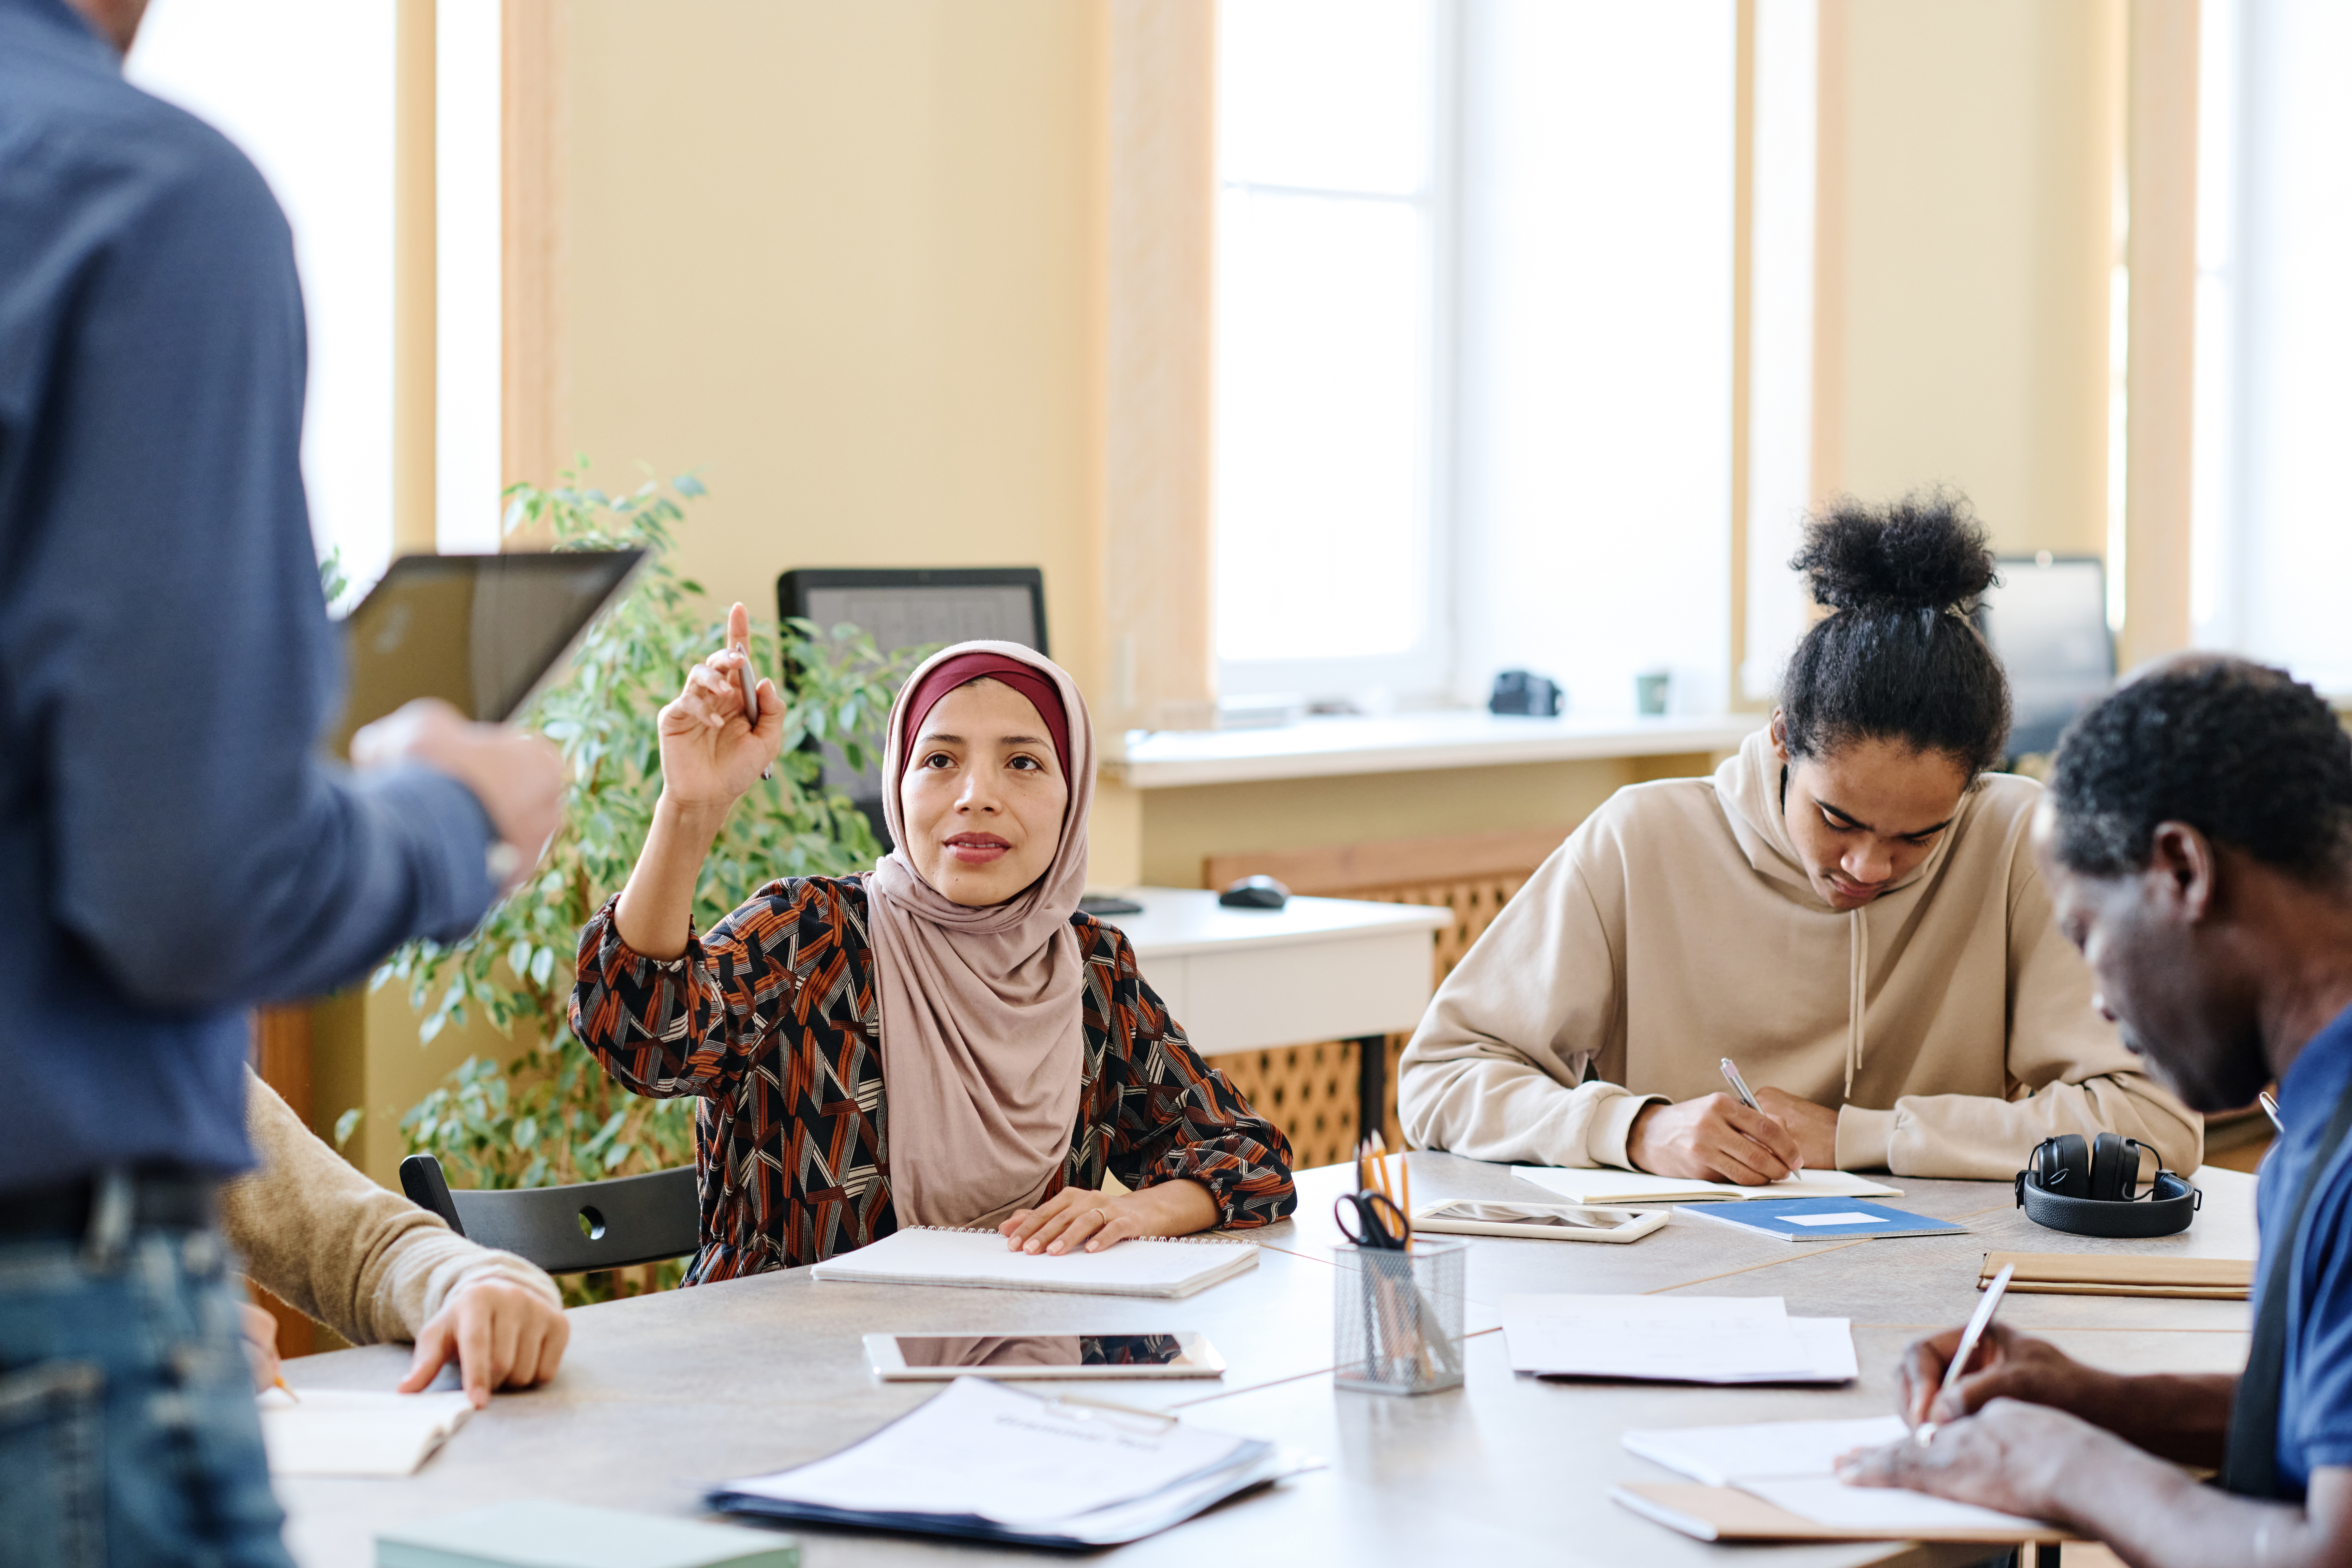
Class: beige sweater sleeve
221,1071,562,1344
1397,836,1659,1168
1840,859,2205,1182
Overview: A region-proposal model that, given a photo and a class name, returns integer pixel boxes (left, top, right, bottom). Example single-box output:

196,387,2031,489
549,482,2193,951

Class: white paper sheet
1502,1294,1824,1383
723,1377,1252,1527
256,1388,473,1478
1509,1166,1902,1205
1623,1415,1910,1486
1741,1476,2053,1534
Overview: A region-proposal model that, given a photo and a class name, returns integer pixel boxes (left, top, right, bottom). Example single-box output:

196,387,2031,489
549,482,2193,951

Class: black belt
0,1165,217,1240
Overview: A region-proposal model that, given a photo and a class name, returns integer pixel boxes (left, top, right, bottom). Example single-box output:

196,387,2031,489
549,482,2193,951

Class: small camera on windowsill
1488,669,1563,717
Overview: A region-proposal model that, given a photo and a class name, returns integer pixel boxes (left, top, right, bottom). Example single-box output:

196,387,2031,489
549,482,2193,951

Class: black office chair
398,1154,700,1275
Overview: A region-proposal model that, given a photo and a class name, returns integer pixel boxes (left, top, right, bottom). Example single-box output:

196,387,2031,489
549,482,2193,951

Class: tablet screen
1421,1201,1646,1231
334,550,644,755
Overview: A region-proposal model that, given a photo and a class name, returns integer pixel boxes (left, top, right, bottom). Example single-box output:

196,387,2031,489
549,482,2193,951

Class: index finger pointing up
727,600,750,651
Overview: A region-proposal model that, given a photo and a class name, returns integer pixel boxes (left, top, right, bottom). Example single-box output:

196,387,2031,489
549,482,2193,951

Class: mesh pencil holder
1333,1238,1466,1396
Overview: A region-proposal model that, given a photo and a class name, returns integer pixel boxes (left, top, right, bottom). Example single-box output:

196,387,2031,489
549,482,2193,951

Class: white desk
1092,888,1451,1144
1092,887,1451,1059
277,1154,2255,1567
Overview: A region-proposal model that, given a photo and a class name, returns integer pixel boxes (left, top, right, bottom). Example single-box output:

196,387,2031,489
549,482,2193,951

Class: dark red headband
896,653,1070,783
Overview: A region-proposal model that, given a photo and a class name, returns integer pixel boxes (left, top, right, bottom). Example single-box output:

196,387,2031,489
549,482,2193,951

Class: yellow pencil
274,1375,300,1403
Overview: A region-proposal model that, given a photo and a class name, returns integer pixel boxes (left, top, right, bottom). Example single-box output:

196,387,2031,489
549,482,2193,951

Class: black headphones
2015,1132,2201,1238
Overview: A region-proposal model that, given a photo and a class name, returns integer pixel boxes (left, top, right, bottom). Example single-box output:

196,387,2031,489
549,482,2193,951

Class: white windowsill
1100,711,1760,789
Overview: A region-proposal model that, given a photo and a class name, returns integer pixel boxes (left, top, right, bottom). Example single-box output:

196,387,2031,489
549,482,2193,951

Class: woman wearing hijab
570,608,1296,1282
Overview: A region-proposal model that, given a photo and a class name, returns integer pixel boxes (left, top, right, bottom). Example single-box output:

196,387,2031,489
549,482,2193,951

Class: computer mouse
1218,874,1290,910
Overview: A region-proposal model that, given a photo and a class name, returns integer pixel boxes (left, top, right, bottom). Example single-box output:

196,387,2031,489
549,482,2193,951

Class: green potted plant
371,468,918,1302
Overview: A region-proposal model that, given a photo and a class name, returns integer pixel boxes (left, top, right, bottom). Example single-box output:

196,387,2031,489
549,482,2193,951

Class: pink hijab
866,640,1094,1228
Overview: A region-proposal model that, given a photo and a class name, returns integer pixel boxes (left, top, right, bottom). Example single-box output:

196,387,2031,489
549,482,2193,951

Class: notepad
806,1226,1258,1298
1979,1251,2252,1299
375,1500,800,1568
1676,1197,1964,1242
256,1387,472,1477
1509,1165,1902,1205
1500,1294,1856,1384
1624,1415,1910,1486
1614,1416,2062,1543
708,1376,1315,1548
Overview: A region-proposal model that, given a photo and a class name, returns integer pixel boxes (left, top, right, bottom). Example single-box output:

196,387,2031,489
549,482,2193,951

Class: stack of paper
708,1377,1315,1548
1613,1416,2064,1543
1501,1294,1856,1384
257,1388,473,1478
807,1226,1258,1299
1510,1166,1903,1205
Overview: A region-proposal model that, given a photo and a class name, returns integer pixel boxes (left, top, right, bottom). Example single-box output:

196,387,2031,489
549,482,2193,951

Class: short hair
1780,490,2011,776
2046,655,2352,881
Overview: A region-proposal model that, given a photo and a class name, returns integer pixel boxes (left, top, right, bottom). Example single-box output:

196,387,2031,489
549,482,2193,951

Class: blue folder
1678,1197,1964,1242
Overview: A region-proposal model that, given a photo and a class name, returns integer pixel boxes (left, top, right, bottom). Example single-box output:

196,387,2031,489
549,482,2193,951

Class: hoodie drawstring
1845,907,1869,1099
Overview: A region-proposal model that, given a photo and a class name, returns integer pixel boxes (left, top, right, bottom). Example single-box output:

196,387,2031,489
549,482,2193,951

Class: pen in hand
1914,1262,2014,1445
1720,1057,1801,1173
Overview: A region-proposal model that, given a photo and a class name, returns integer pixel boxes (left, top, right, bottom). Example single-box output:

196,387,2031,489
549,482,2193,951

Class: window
126,0,504,590
2192,0,2352,693
1214,0,1448,703
128,0,398,591
1212,1,1741,718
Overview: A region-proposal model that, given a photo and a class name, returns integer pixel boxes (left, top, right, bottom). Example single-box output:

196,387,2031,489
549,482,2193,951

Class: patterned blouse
570,876,1297,1283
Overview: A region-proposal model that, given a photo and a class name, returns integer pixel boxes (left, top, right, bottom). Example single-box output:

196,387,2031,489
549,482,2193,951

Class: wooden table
1092,888,1453,1140
277,1155,2255,1567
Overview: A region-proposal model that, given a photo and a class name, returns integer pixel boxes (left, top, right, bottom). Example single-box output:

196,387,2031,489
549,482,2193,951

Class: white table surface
1090,888,1452,1058
276,1154,2255,1567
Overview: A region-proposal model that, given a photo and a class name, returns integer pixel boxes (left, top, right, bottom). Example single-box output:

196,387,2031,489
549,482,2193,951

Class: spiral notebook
807,1226,1259,1298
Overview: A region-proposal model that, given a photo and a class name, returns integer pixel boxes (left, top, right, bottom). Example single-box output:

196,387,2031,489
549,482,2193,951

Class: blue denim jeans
0,1218,292,1568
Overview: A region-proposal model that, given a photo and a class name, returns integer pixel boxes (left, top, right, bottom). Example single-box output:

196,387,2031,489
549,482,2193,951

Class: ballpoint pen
2261,1091,2283,1133
736,642,773,781
1915,1262,2013,1446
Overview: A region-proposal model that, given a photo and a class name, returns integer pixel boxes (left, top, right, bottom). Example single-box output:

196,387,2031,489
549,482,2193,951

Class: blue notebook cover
1678,1197,1964,1242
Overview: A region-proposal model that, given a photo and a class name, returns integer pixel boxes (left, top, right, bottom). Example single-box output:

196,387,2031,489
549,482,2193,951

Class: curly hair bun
1793,490,1997,615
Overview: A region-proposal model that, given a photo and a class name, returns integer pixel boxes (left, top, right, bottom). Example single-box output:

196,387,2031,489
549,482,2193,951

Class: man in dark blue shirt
1,0,561,1559
1840,656,2352,1565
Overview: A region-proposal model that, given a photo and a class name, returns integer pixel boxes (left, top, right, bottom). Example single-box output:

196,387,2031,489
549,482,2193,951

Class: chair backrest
398,1154,700,1275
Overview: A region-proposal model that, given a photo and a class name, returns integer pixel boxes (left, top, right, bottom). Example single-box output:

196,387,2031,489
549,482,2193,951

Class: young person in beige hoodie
1398,495,2201,1183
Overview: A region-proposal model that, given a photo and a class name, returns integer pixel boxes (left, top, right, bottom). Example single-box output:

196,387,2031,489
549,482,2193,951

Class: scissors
1335,1189,1411,1251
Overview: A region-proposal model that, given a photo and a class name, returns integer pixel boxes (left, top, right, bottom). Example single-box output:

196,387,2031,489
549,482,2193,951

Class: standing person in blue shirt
1839,656,2352,1563
1,0,564,1562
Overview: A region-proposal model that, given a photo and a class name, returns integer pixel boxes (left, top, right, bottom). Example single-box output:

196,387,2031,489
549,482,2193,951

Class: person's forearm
1136,1178,1220,1235
612,796,727,959
2071,1372,2236,1468
2054,1436,2310,1568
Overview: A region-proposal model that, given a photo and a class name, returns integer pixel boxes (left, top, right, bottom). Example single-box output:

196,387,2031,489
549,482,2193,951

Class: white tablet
1412,1199,1669,1243
862,1332,1226,1381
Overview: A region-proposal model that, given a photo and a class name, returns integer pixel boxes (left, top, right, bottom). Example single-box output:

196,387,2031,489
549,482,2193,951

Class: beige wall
1822,0,2122,557
557,0,1108,700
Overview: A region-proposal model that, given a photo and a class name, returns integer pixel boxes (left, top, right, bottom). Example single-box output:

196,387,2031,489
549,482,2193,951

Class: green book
376,1501,798,1568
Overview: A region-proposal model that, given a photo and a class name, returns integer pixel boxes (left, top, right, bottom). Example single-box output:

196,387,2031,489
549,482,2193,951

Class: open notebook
258,1388,473,1478
807,1226,1258,1299
1614,1416,2067,1543
1511,1166,1903,1206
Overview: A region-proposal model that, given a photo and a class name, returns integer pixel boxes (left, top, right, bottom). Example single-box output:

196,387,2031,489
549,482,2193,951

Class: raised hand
657,602,784,813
